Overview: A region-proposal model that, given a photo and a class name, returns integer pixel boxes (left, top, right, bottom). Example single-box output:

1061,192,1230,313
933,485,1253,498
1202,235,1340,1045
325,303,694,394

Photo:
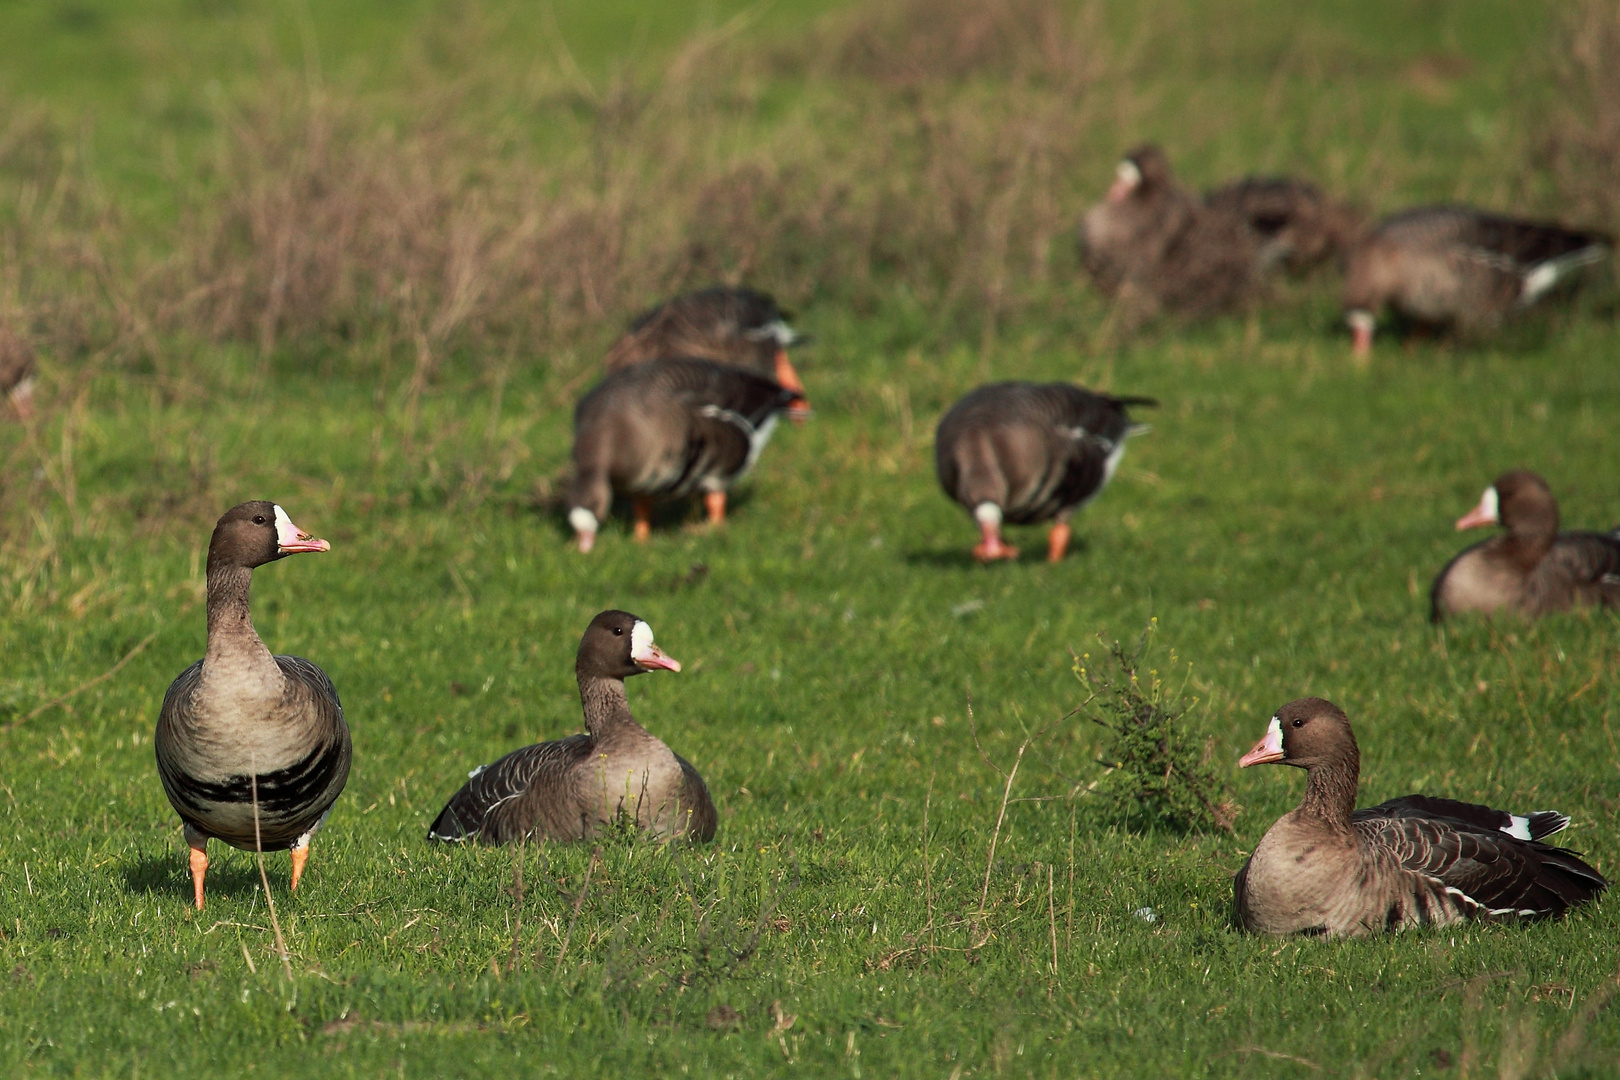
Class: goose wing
1543,531,1620,602
673,752,718,843
427,736,592,844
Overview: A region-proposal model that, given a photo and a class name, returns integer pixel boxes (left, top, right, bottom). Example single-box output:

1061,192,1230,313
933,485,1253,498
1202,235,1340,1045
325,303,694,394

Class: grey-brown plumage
154,501,349,909
1234,698,1606,938
567,357,803,550
1203,176,1362,275
1431,469,1620,622
934,381,1153,562
1343,206,1611,353
0,321,35,420
1079,144,1263,319
427,610,716,845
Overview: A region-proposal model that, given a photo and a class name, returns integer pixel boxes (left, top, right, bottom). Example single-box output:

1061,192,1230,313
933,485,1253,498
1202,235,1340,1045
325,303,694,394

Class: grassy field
3,0,1620,1077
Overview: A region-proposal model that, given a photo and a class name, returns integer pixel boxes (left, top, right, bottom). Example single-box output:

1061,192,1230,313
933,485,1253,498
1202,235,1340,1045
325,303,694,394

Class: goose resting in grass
427,610,716,844
0,321,35,421
934,381,1154,563
1431,469,1620,621
1343,206,1611,354
605,287,811,419
568,357,803,551
155,502,350,909
1202,175,1361,275
1234,698,1606,938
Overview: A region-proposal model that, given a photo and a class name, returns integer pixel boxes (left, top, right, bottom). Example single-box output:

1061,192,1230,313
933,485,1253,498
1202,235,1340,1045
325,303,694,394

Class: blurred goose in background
1203,175,1362,275
605,286,811,419
934,381,1154,563
0,321,35,421
1343,206,1610,354
568,357,802,552
1431,469,1620,621
1235,698,1606,937
427,610,715,844
155,502,350,909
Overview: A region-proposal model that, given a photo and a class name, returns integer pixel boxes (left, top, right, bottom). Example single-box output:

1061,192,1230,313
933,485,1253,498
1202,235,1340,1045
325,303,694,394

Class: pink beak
774,350,811,422
1107,176,1136,203
1455,500,1498,531
1351,323,1373,356
633,644,682,673
276,516,331,555
1239,720,1285,768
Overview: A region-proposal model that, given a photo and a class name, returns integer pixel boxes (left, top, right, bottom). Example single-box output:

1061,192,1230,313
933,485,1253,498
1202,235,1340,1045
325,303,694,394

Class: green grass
4,1,1620,1077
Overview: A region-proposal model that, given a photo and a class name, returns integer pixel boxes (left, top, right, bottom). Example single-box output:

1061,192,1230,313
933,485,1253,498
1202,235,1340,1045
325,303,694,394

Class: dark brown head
1239,697,1359,772
576,609,682,681
1455,470,1558,540
207,501,330,571
1108,144,1174,203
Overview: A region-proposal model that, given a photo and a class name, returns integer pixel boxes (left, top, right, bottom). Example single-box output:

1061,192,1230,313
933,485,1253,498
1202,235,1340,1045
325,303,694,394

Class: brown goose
1343,206,1610,354
155,502,350,909
1431,469,1620,621
567,357,802,551
1202,176,1361,275
934,381,1153,563
1078,144,1262,319
0,321,35,421
1234,698,1606,938
427,610,715,844
605,287,811,419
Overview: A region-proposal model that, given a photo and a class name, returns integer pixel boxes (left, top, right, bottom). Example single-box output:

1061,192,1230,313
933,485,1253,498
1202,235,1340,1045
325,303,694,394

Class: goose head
577,609,682,681
208,501,330,570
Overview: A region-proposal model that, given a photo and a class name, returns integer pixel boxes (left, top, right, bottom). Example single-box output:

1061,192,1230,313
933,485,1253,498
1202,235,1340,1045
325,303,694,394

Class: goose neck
1298,754,1359,826
579,675,640,740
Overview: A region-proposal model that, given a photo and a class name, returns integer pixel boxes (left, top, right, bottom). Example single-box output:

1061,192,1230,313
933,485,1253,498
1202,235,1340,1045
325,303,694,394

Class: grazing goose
155,502,350,909
0,321,34,421
934,381,1154,562
1343,206,1610,354
568,357,802,552
1202,176,1361,275
605,287,811,419
1079,144,1262,319
427,610,716,844
1431,469,1620,621
1234,698,1606,938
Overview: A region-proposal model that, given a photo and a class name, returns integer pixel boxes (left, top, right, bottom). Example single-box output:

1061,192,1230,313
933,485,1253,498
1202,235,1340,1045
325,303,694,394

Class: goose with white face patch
1430,469,1620,621
426,610,716,844
934,381,1154,563
567,357,803,551
1342,205,1610,354
604,286,811,420
1234,698,1606,938
154,501,349,909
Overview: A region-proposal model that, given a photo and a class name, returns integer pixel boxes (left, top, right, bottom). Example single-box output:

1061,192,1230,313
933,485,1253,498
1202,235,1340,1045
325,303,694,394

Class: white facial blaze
974,502,1003,527
1480,485,1500,524
1264,716,1284,756
1345,309,1376,335
1115,159,1141,188
630,619,657,664
568,507,599,535
272,503,302,546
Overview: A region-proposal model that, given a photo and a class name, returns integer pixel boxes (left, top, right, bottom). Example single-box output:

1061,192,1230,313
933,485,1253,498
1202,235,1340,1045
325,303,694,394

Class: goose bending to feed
1234,698,1606,938
1343,206,1610,354
605,287,811,419
155,502,349,909
934,382,1154,563
568,357,802,552
1431,469,1620,621
1202,176,1361,275
0,321,35,420
1079,144,1262,319
427,610,716,844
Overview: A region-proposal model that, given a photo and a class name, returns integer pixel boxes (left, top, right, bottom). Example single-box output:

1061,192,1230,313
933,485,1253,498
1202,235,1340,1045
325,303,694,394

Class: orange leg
704,491,727,526
632,498,652,542
1047,521,1072,563
972,522,1018,563
189,842,209,911
290,845,310,892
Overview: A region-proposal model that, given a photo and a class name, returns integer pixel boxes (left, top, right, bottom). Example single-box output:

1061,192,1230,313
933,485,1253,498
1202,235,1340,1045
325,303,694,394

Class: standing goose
1202,176,1361,275
0,321,35,420
605,287,811,419
155,502,350,909
1343,206,1610,354
1078,144,1262,319
567,357,802,552
1234,698,1606,938
934,381,1154,563
427,610,715,844
1431,469,1620,621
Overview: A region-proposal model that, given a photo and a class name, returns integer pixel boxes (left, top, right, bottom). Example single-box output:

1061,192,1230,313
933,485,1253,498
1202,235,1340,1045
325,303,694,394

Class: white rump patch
1503,815,1532,841
1115,160,1142,188
1345,309,1376,335
630,619,656,663
568,507,599,535
974,502,1003,527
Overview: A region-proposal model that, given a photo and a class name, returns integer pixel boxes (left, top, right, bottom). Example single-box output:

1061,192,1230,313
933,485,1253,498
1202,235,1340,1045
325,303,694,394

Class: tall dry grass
1541,0,1620,235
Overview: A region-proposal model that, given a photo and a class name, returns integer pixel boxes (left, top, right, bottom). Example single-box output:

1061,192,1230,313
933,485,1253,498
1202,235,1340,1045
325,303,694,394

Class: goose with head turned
1234,698,1606,938
568,357,802,551
1431,469,1620,621
155,501,350,909
605,287,811,419
934,381,1153,563
1202,175,1362,275
0,321,35,420
427,610,715,844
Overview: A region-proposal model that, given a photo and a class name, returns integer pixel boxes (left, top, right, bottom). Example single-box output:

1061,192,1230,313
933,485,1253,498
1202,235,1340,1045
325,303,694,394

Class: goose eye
1292,718,1304,728
253,515,267,525
613,627,624,636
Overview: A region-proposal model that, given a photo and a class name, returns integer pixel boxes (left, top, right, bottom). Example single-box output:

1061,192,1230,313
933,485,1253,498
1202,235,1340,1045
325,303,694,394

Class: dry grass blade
4,629,159,735
553,846,601,977
250,760,295,982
